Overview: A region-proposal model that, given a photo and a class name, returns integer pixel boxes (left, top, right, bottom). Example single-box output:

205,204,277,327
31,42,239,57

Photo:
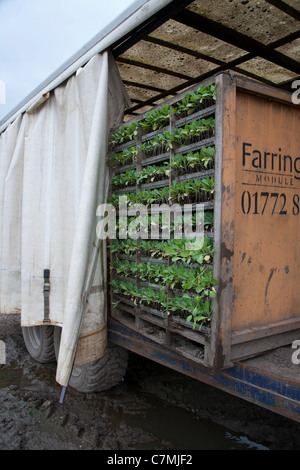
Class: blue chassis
108,318,300,423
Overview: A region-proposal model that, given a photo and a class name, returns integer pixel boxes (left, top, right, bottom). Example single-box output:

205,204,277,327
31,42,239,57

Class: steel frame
108,318,300,423
111,0,300,116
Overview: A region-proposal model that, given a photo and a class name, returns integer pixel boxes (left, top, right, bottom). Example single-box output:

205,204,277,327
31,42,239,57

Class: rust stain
221,242,234,260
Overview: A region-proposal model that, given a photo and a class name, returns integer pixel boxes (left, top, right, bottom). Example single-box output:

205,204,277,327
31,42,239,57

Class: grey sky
0,0,136,121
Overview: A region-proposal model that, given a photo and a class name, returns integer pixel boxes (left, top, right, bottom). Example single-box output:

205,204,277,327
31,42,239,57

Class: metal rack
108,77,216,364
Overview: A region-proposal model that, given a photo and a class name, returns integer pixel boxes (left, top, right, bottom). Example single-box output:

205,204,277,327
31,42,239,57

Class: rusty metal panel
232,84,300,332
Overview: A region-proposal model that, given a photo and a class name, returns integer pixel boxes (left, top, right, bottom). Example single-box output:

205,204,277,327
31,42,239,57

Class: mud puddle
1,314,300,450
0,361,266,451
120,392,269,450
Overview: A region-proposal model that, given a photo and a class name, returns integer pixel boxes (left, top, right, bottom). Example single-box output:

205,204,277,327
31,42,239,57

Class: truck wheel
54,326,128,393
22,325,56,363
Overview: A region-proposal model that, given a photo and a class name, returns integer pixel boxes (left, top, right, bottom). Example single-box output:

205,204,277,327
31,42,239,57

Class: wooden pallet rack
107,73,300,369
107,77,216,365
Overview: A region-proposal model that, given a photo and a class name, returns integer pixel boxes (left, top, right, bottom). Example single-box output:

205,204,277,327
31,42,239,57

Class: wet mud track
1,314,300,450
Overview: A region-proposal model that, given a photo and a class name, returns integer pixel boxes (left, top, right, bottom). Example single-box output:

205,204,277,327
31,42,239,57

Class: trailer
106,71,300,423
1,0,300,424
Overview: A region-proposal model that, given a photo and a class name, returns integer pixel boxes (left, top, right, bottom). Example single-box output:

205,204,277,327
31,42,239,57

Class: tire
54,326,128,393
22,325,56,363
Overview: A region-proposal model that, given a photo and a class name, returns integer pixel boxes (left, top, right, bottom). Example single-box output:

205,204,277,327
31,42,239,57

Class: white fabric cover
0,50,130,386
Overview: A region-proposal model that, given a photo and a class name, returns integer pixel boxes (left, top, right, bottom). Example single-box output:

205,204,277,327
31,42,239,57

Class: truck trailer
1,0,300,423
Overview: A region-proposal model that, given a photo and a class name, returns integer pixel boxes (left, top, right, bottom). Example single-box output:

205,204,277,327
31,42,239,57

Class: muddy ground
1,314,300,451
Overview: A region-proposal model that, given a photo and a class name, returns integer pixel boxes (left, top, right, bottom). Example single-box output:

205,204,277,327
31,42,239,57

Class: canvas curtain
0,50,130,386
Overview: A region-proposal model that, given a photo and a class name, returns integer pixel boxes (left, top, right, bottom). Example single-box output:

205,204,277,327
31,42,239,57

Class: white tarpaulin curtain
0,50,130,386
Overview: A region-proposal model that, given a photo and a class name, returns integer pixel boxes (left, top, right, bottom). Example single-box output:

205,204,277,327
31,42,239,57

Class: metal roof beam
144,36,224,66
264,0,300,22
111,0,195,57
122,79,166,93
125,50,286,114
143,36,280,84
146,27,300,69
117,57,192,80
126,28,297,113
143,36,271,80
268,30,300,49
173,9,300,75
276,76,300,90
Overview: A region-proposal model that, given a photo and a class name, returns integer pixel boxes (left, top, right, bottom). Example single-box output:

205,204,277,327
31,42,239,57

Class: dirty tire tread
54,326,128,393
69,346,128,393
22,325,56,363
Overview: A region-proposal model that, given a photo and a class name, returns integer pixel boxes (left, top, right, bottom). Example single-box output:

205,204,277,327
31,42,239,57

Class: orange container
211,73,300,368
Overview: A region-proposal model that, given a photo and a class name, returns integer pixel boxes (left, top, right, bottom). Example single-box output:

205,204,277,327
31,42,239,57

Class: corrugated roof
1,0,299,130
111,0,300,118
